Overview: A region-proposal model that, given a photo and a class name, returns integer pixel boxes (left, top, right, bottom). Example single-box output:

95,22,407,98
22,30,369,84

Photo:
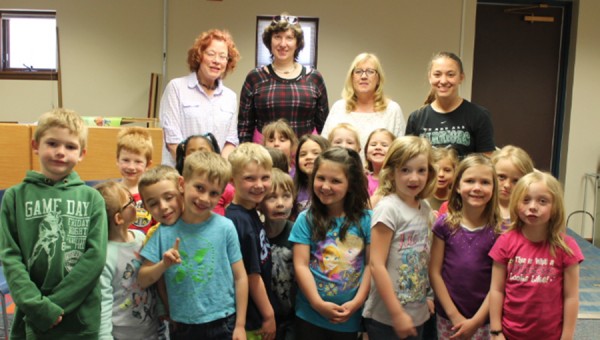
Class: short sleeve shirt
488,230,584,339
140,214,242,324
289,210,372,332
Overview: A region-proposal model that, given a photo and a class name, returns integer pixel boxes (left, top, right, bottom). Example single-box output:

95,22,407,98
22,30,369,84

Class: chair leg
0,294,8,340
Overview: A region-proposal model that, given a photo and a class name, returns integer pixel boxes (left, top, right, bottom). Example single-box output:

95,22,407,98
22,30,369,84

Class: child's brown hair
138,165,181,199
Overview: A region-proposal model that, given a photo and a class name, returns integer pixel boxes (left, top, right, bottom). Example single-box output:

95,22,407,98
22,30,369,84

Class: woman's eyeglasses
121,196,136,211
203,50,229,62
272,15,299,25
353,68,378,77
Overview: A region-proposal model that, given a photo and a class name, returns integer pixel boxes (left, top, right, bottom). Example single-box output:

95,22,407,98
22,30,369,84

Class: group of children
0,108,584,340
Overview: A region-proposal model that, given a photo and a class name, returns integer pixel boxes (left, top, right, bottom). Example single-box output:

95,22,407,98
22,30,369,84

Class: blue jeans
364,318,424,340
170,313,235,340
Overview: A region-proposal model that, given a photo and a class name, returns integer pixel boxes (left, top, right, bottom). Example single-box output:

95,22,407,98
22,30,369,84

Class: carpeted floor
568,228,600,319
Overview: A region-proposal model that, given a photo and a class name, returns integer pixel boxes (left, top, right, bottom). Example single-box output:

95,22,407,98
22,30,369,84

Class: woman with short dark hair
238,13,329,144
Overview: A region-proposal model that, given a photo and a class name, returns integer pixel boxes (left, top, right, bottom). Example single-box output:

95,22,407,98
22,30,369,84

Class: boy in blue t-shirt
226,143,276,339
138,151,248,340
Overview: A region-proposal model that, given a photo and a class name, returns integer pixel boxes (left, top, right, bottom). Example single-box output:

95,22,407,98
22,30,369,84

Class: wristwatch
490,329,503,336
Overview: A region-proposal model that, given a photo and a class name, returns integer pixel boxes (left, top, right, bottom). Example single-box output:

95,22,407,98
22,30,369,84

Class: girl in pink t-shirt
363,128,395,202
429,154,502,339
489,172,584,340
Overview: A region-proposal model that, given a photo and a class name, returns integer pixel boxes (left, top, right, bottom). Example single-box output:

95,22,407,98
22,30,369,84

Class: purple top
432,214,497,320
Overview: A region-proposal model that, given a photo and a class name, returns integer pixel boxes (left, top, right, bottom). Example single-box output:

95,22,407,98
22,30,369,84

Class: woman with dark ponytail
405,52,495,158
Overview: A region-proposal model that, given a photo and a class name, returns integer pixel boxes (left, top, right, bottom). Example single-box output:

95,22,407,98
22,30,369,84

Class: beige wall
0,0,163,122
1,0,598,237
563,0,600,237
164,0,472,114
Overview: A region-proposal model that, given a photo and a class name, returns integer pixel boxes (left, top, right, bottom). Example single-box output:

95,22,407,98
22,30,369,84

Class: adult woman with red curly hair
160,29,241,165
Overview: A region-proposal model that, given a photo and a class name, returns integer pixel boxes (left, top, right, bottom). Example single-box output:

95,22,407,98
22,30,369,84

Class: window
0,10,57,80
256,15,319,68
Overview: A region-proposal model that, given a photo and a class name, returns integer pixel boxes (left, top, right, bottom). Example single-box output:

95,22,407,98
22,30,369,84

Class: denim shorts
170,313,236,340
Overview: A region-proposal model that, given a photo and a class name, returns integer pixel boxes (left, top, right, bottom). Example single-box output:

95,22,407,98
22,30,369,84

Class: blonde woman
322,52,405,159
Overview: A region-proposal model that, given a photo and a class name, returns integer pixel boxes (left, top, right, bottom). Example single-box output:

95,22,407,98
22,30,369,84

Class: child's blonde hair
34,108,88,151
328,123,361,149
508,172,572,256
138,165,181,198
183,151,231,191
262,118,298,152
376,136,436,199
269,168,295,197
228,143,273,178
364,128,396,172
491,145,535,175
94,180,130,227
445,154,502,232
432,147,459,169
116,127,153,163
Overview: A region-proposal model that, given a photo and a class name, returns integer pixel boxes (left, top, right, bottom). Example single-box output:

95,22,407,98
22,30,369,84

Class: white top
362,194,433,327
159,72,239,166
321,99,406,161
99,230,158,340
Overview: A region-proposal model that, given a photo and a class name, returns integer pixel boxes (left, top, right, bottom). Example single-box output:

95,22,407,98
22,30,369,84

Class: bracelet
490,329,503,336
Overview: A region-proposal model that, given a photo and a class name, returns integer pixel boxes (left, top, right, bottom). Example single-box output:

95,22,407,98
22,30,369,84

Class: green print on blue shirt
173,239,214,286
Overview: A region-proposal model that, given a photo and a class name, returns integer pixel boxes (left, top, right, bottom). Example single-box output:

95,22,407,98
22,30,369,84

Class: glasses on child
353,68,378,77
203,50,229,62
121,196,136,211
272,15,299,25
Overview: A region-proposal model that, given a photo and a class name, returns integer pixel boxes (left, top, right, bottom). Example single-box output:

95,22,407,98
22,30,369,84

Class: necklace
200,82,217,90
272,62,297,75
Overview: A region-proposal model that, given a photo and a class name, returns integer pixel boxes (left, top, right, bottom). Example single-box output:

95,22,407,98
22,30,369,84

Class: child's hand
162,238,181,267
391,311,417,338
259,315,276,340
315,301,347,322
450,317,479,339
51,314,63,328
333,300,360,323
426,298,435,314
232,324,246,340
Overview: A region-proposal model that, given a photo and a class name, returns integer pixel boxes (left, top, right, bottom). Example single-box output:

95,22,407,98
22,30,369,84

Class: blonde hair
508,172,572,256
228,143,273,178
432,147,459,168
364,128,396,172
116,127,153,163
34,108,88,151
261,118,298,154
138,165,181,199
183,151,231,191
328,123,361,147
492,145,535,175
343,53,388,113
94,180,130,227
445,154,502,232
269,168,295,196
376,136,436,199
